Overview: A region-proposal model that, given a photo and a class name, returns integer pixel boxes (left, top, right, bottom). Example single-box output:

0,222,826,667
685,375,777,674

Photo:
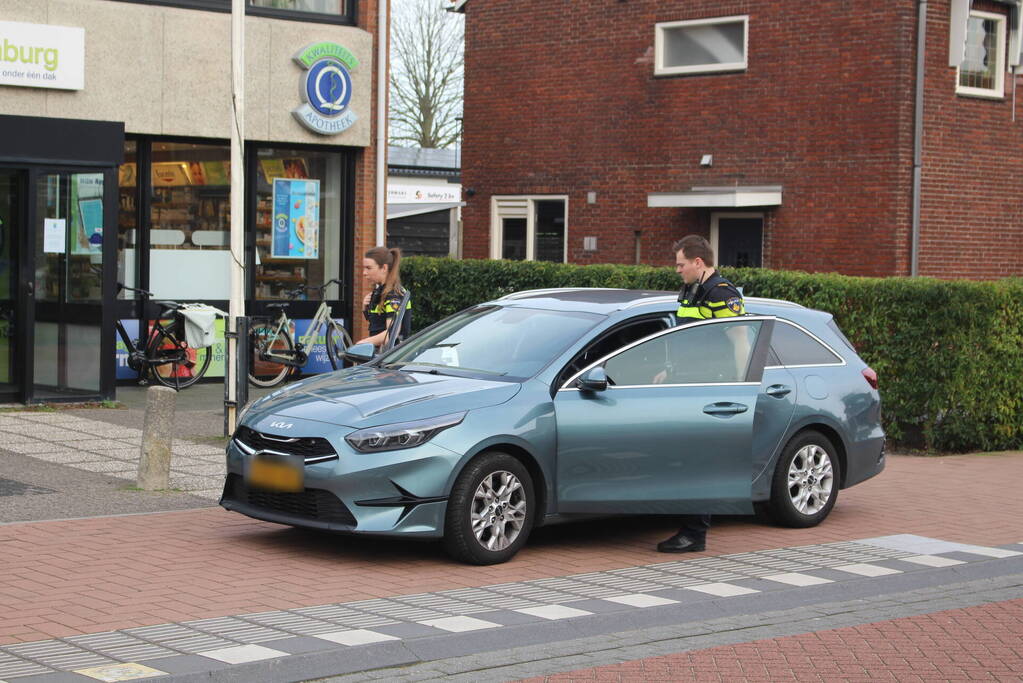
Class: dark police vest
676,270,745,325
364,284,412,339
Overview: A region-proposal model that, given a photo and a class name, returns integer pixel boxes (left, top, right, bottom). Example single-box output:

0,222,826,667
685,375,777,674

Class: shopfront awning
387,202,463,220
647,186,782,208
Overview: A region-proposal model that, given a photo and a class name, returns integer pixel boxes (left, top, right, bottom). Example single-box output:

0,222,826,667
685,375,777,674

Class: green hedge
401,256,1023,453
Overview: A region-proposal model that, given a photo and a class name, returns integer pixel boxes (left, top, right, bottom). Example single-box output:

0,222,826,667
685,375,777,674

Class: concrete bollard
137,385,177,491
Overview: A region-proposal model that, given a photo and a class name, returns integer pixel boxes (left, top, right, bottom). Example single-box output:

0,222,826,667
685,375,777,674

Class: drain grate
0,477,57,497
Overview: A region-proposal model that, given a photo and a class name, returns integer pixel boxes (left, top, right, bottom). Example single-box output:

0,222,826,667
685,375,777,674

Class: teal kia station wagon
221,289,885,564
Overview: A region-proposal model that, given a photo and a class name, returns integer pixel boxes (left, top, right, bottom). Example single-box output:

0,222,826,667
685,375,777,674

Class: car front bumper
219,434,460,538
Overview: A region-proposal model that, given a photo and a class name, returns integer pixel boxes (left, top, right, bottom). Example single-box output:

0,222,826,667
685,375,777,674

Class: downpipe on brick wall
911,0,927,277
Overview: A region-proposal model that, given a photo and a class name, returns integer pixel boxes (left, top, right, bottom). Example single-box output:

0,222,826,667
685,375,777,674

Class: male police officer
657,234,745,553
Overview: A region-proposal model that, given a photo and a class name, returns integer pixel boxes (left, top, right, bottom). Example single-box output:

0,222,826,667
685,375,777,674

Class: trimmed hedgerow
401,256,1023,453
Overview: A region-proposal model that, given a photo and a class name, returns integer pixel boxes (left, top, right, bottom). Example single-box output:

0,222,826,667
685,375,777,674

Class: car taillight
862,367,878,390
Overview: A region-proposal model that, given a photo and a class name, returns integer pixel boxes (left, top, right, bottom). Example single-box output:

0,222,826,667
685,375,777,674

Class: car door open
554,317,774,515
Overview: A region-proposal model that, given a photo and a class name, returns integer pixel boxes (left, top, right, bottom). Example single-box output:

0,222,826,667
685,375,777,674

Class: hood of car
248,366,521,427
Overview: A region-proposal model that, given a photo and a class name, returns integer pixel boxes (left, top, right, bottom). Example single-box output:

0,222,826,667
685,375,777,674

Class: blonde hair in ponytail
365,246,403,297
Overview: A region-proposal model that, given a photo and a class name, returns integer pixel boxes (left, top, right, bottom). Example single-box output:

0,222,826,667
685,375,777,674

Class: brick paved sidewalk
520,598,1023,682
2,452,1021,646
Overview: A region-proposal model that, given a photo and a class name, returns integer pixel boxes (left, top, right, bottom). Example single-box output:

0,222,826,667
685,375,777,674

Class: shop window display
146,142,232,300
254,147,342,301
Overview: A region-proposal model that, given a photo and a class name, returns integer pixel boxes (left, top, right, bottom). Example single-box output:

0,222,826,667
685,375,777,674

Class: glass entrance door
32,171,107,399
0,170,21,400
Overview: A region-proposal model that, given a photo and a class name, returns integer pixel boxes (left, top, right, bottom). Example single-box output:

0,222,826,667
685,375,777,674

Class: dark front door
0,170,23,401
717,216,763,268
30,169,114,400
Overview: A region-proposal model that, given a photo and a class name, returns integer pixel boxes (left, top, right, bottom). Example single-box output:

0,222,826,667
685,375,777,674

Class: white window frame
490,195,569,262
956,9,1007,99
654,15,749,76
710,212,764,267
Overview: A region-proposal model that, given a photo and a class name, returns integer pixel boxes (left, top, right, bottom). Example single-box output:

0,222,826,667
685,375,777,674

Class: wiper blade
382,361,506,376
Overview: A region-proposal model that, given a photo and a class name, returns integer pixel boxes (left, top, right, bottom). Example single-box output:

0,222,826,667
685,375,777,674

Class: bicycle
248,279,353,387
115,284,215,390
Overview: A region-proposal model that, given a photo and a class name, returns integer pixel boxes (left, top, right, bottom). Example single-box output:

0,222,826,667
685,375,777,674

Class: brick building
453,0,1023,279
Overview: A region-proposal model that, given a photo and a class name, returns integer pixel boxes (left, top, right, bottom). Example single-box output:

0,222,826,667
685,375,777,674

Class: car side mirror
577,366,608,392
344,342,376,363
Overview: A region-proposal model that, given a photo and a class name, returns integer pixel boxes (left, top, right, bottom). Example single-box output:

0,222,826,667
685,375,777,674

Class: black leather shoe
656,533,706,553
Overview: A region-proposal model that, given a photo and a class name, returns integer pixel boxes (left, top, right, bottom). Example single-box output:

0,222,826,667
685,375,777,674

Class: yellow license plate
247,456,304,492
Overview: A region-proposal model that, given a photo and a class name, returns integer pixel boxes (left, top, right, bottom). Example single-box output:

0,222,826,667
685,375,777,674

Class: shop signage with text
0,20,84,90
387,184,460,203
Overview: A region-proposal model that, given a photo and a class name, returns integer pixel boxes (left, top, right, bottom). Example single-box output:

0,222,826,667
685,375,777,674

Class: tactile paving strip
124,624,238,654
183,616,291,644
65,632,177,662
5,639,115,671
0,650,52,678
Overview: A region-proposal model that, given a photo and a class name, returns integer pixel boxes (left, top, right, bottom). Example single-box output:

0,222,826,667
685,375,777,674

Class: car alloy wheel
471,470,527,551
443,451,534,565
787,444,834,516
768,430,841,528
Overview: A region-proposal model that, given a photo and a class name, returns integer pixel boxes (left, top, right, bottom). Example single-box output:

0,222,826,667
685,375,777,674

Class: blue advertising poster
272,178,320,259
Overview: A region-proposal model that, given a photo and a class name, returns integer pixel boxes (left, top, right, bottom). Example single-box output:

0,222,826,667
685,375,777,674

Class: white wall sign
0,20,85,91
387,184,460,203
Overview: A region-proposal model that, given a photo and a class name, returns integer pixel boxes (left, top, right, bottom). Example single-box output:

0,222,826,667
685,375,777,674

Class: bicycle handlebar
118,282,154,298
285,279,343,300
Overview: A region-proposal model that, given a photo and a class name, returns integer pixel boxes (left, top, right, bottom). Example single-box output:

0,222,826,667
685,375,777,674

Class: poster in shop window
272,178,319,259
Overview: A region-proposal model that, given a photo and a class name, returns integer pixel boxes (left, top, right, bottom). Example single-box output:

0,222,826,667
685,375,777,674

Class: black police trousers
676,514,711,541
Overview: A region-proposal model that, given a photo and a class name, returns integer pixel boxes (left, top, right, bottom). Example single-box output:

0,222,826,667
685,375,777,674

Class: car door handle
703,402,748,415
766,384,792,398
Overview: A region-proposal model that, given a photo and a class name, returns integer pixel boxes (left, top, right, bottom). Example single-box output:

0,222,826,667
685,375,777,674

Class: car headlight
345,412,467,453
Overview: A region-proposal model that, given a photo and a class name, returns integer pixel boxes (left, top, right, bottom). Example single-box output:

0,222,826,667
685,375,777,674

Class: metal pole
227,0,246,433
375,0,388,246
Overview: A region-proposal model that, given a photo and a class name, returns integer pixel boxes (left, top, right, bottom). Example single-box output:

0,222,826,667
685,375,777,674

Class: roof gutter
911,0,927,277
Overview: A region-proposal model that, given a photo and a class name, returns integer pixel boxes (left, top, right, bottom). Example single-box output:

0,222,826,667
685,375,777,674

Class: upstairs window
655,16,748,76
957,10,1006,98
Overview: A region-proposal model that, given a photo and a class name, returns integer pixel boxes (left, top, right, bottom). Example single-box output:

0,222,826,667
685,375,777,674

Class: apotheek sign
292,42,358,136
0,20,85,91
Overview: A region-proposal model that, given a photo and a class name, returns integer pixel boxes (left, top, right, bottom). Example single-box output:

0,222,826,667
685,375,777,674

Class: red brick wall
462,1,1021,279
918,0,1023,279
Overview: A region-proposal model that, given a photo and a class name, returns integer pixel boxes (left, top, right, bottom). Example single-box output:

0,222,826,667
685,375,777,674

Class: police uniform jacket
364,284,412,339
676,270,745,325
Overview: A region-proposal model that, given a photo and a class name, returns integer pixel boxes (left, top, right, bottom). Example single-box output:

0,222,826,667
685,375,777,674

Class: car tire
443,451,535,565
768,430,841,528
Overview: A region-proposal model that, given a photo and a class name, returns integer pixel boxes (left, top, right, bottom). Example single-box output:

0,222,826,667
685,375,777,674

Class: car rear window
771,321,843,367
827,318,857,352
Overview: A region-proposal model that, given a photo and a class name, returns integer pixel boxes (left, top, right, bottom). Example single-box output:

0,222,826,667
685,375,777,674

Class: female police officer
357,246,412,350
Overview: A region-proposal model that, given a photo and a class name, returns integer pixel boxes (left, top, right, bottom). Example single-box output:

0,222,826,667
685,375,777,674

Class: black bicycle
116,284,214,390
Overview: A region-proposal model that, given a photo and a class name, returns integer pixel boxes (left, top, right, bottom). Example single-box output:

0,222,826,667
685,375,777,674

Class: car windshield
376,305,604,380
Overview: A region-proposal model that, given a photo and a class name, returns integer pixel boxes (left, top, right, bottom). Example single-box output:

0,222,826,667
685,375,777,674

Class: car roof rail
497,287,624,300
744,296,806,308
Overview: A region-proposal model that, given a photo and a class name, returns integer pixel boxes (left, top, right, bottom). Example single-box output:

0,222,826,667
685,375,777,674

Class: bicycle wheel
249,322,293,387
325,321,353,370
145,321,212,390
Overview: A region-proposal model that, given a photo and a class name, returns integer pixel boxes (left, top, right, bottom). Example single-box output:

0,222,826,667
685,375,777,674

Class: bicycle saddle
154,301,182,311
266,302,290,310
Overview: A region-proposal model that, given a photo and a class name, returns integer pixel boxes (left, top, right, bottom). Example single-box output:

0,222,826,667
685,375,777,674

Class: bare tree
389,0,464,149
